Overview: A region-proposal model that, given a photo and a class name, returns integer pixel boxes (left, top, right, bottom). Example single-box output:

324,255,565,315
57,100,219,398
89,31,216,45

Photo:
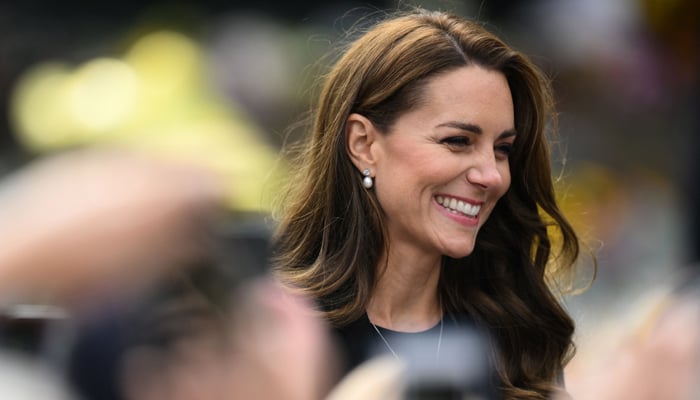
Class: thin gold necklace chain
369,315,444,360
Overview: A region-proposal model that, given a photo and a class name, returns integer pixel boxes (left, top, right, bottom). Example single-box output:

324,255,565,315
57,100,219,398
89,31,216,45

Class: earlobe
345,113,377,170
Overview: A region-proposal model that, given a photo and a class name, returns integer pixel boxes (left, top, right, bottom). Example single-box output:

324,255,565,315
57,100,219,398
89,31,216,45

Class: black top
332,313,445,370
332,313,501,399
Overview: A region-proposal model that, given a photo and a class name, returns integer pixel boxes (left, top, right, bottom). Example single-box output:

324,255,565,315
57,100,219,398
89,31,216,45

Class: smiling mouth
436,195,481,217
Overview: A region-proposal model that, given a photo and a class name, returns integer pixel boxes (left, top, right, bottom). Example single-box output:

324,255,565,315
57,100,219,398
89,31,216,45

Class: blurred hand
563,295,700,400
0,147,225,307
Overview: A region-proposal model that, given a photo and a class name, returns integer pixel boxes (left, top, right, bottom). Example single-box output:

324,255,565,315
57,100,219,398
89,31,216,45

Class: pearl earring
362,169,374,189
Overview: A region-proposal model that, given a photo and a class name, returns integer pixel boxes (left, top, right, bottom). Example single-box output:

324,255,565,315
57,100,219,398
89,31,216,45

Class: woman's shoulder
331,314,375,373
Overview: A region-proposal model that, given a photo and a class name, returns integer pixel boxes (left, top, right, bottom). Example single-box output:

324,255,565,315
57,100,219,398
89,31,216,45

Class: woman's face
372,65,515,259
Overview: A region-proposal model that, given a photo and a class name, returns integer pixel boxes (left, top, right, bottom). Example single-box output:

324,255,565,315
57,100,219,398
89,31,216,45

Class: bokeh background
0,0,698,392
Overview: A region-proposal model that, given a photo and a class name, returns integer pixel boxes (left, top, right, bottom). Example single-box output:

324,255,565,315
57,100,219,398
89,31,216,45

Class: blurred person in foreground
0,148,222,305
273,8,586,399
0,147,338,400
558,276,700,400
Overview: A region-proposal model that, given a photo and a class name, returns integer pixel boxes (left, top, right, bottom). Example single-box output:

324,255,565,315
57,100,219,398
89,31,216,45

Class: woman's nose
466,152,503,188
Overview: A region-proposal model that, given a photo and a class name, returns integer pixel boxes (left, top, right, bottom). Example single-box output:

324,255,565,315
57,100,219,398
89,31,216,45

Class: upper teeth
436,196,480,217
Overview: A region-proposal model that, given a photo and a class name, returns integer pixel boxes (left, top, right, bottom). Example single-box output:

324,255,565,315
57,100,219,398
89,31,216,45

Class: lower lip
434,199,480,227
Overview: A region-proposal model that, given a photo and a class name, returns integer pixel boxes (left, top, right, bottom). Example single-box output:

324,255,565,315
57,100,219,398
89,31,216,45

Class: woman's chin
441,244,476,259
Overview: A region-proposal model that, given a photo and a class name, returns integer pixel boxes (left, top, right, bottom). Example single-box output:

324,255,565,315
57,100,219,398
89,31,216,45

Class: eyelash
441,136,470,147
441,136,515,158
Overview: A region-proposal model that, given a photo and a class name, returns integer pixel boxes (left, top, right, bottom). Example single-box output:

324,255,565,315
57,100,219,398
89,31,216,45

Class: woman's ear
346,113,378,170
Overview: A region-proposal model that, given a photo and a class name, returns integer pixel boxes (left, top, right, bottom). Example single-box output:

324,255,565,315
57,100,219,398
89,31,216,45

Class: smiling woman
273,9,583,400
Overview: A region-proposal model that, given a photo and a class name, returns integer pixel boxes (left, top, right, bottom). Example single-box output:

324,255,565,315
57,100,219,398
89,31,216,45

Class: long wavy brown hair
273,9,582,399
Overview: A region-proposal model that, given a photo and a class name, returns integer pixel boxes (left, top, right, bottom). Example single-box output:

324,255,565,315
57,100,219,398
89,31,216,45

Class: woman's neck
366,247,442,332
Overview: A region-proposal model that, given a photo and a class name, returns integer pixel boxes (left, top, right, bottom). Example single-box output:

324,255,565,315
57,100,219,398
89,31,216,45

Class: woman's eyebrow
499,129,518,139
435,121,482,134
436,121,517,138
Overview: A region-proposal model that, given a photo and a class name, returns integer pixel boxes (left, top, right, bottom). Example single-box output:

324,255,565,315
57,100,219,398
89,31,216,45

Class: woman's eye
496,143,514,157
441,136,470,148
